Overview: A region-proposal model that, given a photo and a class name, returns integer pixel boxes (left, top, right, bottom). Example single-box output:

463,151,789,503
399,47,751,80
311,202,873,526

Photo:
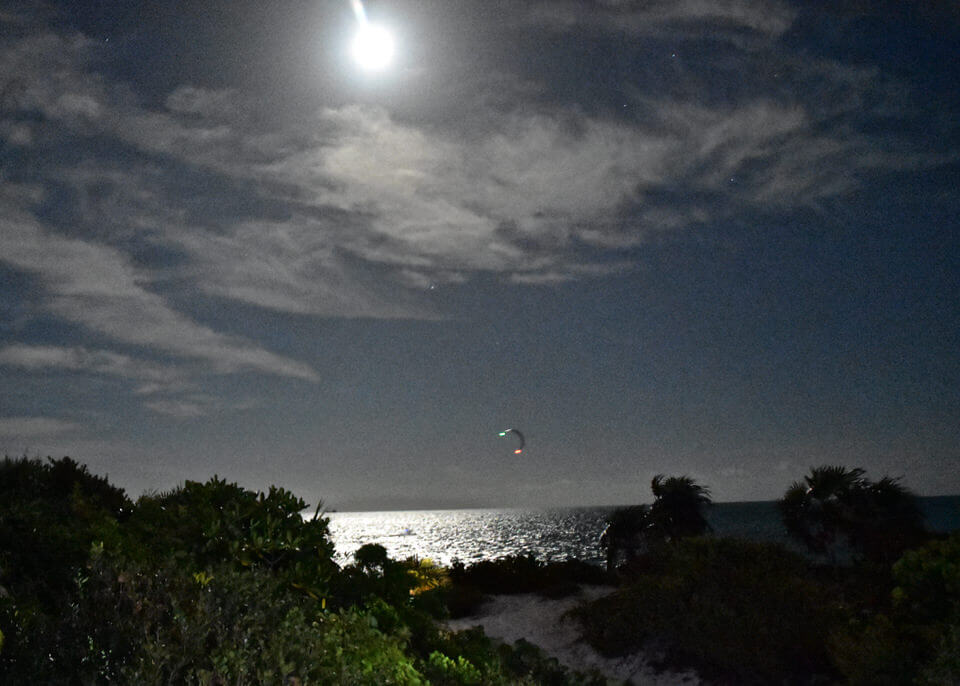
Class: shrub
891,531,960,623
448,555,607,597
0,456,130,607
573,537,841,684
425,651,484,685
427,627,606,686
126,477,336,599
831,533,960,684
64,555,423,685
443,555,608,619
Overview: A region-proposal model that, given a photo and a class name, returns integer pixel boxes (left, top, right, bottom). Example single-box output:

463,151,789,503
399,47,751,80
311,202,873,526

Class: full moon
351,24,395,71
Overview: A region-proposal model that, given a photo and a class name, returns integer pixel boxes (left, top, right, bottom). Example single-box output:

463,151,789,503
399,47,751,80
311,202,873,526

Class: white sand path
445,585,703,685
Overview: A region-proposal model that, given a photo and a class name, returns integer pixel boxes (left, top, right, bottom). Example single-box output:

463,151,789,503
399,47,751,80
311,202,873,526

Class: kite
498,428,525,455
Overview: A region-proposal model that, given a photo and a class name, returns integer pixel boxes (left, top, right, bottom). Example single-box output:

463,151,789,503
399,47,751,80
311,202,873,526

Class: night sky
1,1,958,510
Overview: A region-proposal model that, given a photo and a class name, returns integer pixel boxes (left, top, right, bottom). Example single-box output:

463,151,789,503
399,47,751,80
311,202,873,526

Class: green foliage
449,553,543,595
112,564,424,685
427,627,606,686
574,537,841,684
0,461,434,684
916,623,960,685
335,543,420,608
829,613,928,686
448,555,607,596
126,477,336,598
828,534,960,685
426,651,483,685
2,546,425,684
892,532,960,623
0,456,130,608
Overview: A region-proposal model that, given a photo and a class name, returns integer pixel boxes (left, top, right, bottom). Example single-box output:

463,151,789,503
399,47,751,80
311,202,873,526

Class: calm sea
326,496,960,567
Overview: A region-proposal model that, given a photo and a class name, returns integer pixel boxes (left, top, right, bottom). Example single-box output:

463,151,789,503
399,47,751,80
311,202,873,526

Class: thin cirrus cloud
0,344,183,391
525,0,798,38
0,206,320,383
0,344,257,419
0,416,82,439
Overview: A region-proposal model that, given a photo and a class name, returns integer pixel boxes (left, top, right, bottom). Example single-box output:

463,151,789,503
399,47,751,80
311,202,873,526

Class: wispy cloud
0,417,81,439
0,209,320,382
0,344,187,393
142,395,257,419
525,0,797,39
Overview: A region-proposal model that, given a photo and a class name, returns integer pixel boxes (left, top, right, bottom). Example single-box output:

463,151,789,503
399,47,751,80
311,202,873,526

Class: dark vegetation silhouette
1,456,958,684
779,464,926,566
578,467,960,684
600,474,712,572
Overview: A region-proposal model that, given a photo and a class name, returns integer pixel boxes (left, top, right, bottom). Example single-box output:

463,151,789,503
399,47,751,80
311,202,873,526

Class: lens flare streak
350,0,367,24
348,0,394,71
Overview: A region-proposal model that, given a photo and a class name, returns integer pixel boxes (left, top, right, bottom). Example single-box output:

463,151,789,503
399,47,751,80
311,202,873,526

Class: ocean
327,495,960,566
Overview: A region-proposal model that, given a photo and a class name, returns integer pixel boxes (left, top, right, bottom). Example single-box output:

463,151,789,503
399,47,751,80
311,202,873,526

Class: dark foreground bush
831,532,960,685
0,456,130,608
445,554,609,617
573,537,842,684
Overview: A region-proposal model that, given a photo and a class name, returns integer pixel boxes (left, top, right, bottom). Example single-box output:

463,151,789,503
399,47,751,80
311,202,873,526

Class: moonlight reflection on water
326,507,612,566
326,498,960,566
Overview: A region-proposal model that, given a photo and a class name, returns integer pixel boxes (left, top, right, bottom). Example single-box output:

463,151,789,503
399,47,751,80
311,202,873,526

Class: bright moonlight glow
352,24,394,71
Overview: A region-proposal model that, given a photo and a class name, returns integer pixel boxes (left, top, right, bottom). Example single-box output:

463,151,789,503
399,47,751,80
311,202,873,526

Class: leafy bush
891,532,960,623
425,650,483,685
126,477,336,599
2,546,427,684
426,627,606,686
113,564,424,685
831,532,960,684
335,543,420,608
574,537,841,684
445,554,608,617
0,456,130,607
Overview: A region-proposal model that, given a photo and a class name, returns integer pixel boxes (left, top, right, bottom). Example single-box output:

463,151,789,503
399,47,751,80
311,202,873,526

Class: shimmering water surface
326,496,960,566
328,508,612,566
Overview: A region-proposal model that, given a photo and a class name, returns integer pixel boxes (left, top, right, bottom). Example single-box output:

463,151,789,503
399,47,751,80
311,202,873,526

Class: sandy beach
446,586,703,686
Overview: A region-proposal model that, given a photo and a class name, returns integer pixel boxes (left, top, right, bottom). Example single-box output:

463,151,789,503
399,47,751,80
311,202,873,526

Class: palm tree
600,475,713,572
649,474,713,541
779,465,866,561
849,475,926,564
779,465,926,564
